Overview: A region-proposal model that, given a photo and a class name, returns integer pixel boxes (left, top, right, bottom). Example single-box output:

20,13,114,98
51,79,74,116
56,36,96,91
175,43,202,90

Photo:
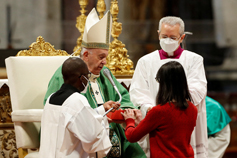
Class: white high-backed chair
5,56,69,158
5,36,70,158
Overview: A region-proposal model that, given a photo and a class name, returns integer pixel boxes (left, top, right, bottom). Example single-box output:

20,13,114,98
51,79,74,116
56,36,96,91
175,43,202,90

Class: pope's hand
103,101,120,112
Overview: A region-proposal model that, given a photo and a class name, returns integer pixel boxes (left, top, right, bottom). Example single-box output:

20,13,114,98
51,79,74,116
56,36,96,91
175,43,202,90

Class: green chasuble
44,66,146,158
206,96,231,137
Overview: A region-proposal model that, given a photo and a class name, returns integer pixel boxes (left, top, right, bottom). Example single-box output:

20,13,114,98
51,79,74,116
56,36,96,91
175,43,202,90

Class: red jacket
125,102,197,158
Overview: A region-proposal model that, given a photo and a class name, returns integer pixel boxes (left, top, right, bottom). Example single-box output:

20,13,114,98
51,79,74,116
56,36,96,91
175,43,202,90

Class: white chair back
5,56,69,150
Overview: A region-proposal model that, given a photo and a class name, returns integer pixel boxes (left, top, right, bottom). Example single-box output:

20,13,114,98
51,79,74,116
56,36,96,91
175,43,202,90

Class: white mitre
82,8,112,50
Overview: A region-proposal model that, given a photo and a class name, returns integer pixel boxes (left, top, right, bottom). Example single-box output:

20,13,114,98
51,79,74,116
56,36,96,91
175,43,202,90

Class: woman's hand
133,109,142,126
121,109,135,120
147,107,152,113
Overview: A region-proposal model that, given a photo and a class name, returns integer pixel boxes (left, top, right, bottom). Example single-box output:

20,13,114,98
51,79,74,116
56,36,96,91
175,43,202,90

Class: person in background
40,57,118,158
206,96,231,158
122,61,198,158
44,8,146,158
129,16,207,158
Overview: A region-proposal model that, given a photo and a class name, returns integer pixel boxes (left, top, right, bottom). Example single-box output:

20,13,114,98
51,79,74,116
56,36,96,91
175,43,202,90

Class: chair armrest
12,109,43,122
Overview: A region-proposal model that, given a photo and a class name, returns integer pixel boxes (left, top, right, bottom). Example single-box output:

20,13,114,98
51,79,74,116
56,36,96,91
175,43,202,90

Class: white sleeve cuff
95,105,106,115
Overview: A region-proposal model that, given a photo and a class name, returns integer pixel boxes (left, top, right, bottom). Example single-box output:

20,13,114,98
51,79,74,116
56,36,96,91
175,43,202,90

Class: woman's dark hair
156,61,192,109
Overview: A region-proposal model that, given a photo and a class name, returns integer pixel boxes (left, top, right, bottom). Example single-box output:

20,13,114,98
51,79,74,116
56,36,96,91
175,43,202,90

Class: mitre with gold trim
82,8,112,50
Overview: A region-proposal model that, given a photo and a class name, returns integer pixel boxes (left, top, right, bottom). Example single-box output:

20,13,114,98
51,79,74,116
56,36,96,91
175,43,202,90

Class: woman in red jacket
122,61,198,158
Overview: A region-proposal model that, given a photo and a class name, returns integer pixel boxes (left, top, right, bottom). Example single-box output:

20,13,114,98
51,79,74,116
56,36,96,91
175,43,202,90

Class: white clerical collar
89,73,100,83
88,73,104,105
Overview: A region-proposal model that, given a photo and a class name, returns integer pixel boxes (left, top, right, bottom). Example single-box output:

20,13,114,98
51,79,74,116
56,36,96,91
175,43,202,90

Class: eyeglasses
155,77,160,83
159,34,181,41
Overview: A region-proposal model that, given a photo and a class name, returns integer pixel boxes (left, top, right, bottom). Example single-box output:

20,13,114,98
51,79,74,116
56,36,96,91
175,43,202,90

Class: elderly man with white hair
130,16,208,158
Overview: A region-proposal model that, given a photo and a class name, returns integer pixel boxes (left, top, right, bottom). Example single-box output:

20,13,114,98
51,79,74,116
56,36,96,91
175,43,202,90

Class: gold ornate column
97,0,106,19
106,0,134,77
73,0,89,56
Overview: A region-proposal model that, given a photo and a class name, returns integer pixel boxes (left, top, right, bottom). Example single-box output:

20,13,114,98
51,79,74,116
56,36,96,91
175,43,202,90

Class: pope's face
83,49,108,75
158,23,185,45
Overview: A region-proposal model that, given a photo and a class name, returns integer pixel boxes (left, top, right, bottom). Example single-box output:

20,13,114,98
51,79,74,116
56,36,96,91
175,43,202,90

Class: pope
44,8,146,158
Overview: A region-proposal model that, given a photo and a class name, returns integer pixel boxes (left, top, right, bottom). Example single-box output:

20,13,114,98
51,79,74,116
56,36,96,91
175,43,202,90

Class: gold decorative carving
73,0,89,56
0,84,12,125
97,0,106,19
0,130,18,158
106,0,134,77
18,148,27,158
17,36,69,56
0,81,17,157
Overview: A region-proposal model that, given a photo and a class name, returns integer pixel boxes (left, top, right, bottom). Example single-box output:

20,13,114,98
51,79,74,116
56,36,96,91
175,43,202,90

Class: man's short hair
62,57,87,83
159,16,185,35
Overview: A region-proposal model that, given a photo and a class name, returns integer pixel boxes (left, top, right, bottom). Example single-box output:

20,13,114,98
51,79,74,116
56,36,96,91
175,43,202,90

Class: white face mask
81,75,89,93
160,38,180,56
